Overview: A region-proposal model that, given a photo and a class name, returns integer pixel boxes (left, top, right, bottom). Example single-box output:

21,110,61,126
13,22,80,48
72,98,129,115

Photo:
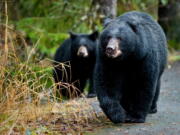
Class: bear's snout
105,38,122,58
77,46,88,57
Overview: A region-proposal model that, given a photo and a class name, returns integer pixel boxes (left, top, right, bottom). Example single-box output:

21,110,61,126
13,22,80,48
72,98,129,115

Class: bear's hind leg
149,79,161,114
125,68,158,123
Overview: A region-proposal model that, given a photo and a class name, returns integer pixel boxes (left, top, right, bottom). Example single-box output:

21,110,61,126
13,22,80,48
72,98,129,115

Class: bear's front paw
125,114,145,123
149,107,157,114
110,114,126,124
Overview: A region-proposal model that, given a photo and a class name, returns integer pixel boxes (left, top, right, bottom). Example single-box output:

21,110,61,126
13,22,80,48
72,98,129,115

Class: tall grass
0,1,109,134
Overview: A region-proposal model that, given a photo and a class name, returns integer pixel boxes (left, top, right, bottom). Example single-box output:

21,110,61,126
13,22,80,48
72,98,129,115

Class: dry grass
0,2,110,135
0,24,109,135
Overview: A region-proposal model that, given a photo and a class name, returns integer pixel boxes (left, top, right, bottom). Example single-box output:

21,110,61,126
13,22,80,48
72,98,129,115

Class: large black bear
53,31,98,98
94,11,167,123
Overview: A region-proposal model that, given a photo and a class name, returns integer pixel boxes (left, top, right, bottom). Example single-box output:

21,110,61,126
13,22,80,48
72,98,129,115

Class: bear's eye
116,37,122,41
106,36,111,41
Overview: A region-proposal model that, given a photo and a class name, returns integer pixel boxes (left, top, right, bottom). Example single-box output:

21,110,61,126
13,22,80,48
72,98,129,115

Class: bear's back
116,11,167,70
117,11,156,26
54,38,72,63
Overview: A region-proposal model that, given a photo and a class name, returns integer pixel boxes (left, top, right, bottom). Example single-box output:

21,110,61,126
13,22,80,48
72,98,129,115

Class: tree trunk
92,0,117,18
88,0,117,30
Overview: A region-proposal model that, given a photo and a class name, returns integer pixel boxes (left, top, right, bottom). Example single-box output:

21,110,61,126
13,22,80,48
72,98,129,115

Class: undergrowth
0,13,109,135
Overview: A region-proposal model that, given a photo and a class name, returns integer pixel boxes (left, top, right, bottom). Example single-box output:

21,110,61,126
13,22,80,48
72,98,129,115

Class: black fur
53,31,98,98
94,11,167,123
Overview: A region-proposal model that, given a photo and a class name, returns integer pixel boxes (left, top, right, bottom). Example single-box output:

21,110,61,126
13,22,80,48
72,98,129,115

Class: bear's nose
106,46,115,56
77,46,88,57
78,52,85,57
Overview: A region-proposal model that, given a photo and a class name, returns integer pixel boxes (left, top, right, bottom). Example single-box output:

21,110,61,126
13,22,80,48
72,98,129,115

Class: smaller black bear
53,31,98,98
94,11,167,123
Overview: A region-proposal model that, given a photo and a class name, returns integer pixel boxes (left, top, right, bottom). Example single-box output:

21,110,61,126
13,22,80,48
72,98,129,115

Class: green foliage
118,0,158,19
16,0,94,57
168,40,180,50
161,0,169,5
16,17,69,57
14,0,177,58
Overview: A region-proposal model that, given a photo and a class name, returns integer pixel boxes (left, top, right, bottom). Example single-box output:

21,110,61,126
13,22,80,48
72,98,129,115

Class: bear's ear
127,21,137,33
69,31,77,39
89,30,99,41
103,18,113,28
